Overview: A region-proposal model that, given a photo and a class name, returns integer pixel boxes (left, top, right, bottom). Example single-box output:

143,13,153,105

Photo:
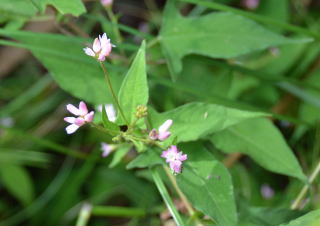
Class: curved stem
105,7,122,44
291,160,320,209
99,62,129,125
151,167,185,226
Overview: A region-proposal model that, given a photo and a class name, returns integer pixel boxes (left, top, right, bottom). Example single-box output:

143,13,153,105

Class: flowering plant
1,0,320,226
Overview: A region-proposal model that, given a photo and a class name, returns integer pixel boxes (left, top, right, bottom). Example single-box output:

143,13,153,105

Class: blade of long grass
151,167,185,226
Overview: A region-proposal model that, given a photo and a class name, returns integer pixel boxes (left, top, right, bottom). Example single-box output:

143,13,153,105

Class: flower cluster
83,33,113,62
161,145,187,174
64,101,94,134
149,119,173,141
63,34,188,175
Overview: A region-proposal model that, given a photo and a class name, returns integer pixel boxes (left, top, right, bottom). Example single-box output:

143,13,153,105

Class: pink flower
98,104,117,122
161,145,187,174
149,119,173,141
101,142,115,157
64,101,94,134
101,0,113,7
242,0,260,10
83,33,114,61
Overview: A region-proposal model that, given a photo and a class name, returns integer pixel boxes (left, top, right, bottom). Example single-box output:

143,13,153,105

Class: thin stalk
91,123,120,135
99,62,129,125
151,167,185,226
105,6,123,44
163,166,195,217
76,203,92,226
291,160,320,209
91,206,145,217
147,37,160,49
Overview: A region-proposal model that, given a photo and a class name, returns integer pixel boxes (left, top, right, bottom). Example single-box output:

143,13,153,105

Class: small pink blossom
149,119,173,141
101,142,115,157
242,0,260,10
101,0,113,7
64,101,94,134
98,104,117,122
83,33,114,61
161,145,187,174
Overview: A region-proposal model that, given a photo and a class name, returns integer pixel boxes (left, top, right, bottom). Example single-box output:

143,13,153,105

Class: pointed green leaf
109,145,131,168
32,0,86,16
159,1,311,78
127,148,162,169
102,106,120,135
280,210,320,226
118,41,148,124
210,118,306,181
0,164,34,206
152,102,268,143
177,142,237,226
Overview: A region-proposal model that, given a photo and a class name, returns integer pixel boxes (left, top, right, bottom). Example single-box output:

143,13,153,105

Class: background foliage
1,0,320,225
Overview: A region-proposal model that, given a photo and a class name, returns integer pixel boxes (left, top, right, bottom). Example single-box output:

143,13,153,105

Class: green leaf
0,29,124,104
127,148,163,169
118,41,148,123
177,142,237,226
0,164,34,206
102,106,120,135
109,145,131,168
32,0,86,16
159,0,311,78
0,0,38,18
152,102,267,143
210,118,306,180
280,210,320,226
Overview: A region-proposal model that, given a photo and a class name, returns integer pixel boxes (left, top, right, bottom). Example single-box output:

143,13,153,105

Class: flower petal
66,124,80,134
170,160,182,174
158,119,173,133
178,152,188,161
158,131,171,141
64,117,76,124
92,38,101,52
101,142,113,157
74,117,86,126
66,104,80,116
84,111,94,122
83,47,95,57
105,104,116,121
79,101,88,115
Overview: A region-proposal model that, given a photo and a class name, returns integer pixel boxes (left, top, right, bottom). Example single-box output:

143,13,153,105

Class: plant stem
163,166,194,216
99,62,129,125
91,206,145,217
76,203,92,226
105,6,123,44
291,160,320,209
151,167,185,226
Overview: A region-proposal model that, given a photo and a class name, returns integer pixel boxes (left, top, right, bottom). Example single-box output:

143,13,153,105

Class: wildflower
98,104,116,122
149,119,173,141
64,101,94,134
83,33,114,61
260,184,275,199
101,0,113,7
101,142,115,157
161,145,187,174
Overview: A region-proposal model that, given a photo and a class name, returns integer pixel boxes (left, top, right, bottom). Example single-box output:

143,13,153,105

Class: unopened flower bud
149,129,158,140
135,105,148,118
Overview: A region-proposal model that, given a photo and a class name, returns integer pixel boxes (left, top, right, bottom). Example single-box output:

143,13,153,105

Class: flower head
101,142,115,157
149,119,173,141
161,145,187,174
83,33,114,61
101,0,113,7
64,101,94,134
